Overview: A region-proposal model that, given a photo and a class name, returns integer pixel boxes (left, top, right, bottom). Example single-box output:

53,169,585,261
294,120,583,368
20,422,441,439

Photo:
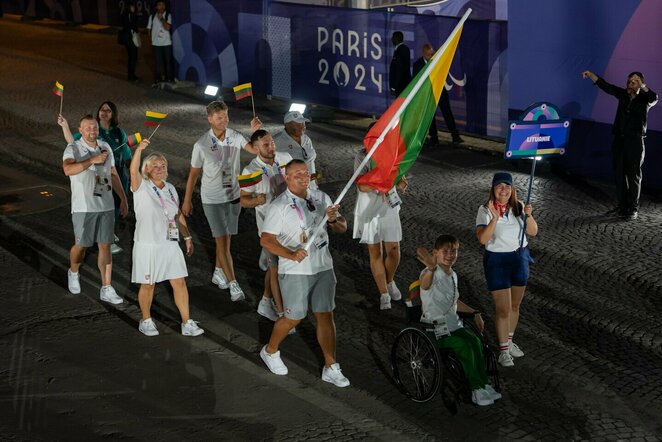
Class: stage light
204,85,219,96
535,156,543,161
289,102,306,113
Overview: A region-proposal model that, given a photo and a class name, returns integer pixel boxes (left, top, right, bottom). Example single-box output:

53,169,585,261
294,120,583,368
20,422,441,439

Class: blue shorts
483,247,533,291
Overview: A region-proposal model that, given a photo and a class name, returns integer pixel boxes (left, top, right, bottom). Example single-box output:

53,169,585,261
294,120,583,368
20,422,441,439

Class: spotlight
204,85,219,96
289,102,306,114
535,156,543,161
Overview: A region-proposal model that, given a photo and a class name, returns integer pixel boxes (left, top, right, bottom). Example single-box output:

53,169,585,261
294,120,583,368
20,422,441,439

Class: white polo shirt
419,267,463,332
63,139,115,213
262,188,334,275
240,152,291,236
147,12,172,46
475,204,528,252
133,179,179,244
191,128,248,204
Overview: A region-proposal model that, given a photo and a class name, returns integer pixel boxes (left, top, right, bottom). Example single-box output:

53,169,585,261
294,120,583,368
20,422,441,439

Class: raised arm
129,139,150,192
58,114,75,144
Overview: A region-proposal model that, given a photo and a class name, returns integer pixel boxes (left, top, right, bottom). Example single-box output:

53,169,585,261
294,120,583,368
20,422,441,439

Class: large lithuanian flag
356,11,469,193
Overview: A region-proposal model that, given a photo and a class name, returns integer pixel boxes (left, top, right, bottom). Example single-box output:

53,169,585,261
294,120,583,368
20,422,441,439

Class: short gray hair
141,152,168,181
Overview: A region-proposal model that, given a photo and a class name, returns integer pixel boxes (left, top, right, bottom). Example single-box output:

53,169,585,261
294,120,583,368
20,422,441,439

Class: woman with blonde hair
129,139,203,337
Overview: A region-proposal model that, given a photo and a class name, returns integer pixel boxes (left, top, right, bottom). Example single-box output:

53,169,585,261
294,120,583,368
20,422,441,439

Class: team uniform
352,149,402,244
475,204,532,291
191,128,248,237
273,130,318,190
131,179,187,284
240,153,291,270
63,138,116,246
261,188,337,320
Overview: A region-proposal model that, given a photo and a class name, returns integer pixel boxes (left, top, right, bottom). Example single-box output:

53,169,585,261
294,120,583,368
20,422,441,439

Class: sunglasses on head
305,199,316,212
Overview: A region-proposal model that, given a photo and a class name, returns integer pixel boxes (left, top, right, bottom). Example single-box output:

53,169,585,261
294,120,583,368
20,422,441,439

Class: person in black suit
413,43,463,145
119,1,140,82
582,70,658,220
389,31,411,97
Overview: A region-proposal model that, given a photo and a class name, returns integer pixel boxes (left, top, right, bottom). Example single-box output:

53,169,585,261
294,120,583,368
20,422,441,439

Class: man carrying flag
182,100,261,301
239,130,291,321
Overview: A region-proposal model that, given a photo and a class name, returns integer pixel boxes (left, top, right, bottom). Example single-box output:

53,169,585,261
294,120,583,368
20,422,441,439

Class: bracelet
183,236,192,241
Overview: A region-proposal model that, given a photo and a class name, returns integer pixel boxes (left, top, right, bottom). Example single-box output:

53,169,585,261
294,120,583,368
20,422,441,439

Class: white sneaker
379,293,391,310
498,351,514,367
67,269,81,294
181,319,205,336
257,297,279,321
509,341,524,358
100,285,123,305
138,318,159,336
321,363,350,388
110,243,123,254
113,234,119,243
229,281,245,302
260,345,288,375
211,268,229,289
484,384,502,401
472,388,494,406
387,281,402,301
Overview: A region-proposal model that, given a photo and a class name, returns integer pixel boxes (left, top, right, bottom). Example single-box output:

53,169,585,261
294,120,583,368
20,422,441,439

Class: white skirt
131,241,188,284
353,214,402,244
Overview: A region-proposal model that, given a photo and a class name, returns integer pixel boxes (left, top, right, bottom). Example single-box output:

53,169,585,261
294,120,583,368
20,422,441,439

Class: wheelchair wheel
391,327,441,403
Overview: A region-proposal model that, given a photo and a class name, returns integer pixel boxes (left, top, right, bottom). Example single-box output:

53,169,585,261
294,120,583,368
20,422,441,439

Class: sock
508,332,514,345
499,342,509,353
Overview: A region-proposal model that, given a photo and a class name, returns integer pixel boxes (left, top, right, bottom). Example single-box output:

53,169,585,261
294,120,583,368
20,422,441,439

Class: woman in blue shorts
476,172,538,367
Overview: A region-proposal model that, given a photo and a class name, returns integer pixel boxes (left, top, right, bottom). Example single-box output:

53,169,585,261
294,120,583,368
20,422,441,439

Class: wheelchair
390,300,500,412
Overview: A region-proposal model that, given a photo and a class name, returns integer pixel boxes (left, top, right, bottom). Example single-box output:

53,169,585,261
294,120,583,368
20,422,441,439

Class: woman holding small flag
128,138,204,337
58,101,133,254
476,172,537,367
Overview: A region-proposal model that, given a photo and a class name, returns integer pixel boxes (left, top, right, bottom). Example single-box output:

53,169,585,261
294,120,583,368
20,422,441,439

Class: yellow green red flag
144,111,167,126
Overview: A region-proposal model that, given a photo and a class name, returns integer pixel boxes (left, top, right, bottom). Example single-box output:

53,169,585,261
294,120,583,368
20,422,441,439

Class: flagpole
251,94,256,119
302,8,473,252
519,158,537,249
147,124,161,140
59,94,63,116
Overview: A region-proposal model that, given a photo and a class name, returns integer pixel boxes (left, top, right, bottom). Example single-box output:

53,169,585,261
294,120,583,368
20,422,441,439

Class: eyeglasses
305,199,316,212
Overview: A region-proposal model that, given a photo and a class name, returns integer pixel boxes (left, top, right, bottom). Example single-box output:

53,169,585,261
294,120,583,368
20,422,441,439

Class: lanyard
151,182,178,221
291,197,307,232
210,135,232,164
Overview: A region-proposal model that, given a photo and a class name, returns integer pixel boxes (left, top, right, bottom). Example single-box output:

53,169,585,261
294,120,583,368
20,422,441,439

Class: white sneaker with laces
181,319,204,336
67,269,81,294
379,293,391,310
110,243,123,254
139,318,159,336
229,281,245,302
472,388,494,406
484,384,502,401
211,268,229,289
260,345,288,375
509,341,524,358
100,285,123,304
321,363,350,387
387,281,402,301
257,297,279,321
498,351,515,367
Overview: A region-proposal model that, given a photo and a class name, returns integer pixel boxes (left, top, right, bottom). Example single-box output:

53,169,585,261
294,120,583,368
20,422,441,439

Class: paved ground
1,14,662,441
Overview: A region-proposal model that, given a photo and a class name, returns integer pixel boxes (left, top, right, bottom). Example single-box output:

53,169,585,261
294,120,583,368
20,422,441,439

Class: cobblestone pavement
1,15,662,441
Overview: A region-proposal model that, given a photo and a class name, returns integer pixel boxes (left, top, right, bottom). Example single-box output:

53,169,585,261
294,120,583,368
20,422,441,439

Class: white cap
284,111,310,124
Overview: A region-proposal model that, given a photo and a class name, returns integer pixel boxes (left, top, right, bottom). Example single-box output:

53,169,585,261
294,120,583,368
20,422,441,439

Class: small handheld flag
144,111,167,127
52,81,64,97
233,82,256,117
127,133,142,147
238,170,263,188
53,81,64,115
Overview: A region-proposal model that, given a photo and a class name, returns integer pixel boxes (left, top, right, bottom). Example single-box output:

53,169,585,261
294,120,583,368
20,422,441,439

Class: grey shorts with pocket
72,210,114,247
279,269,336,320
202,200,240,237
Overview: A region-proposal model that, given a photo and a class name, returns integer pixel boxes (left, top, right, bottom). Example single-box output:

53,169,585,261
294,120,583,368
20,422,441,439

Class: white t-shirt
240,153,290,236
133,179,179,244
353,148,400,221
475,204,528,252
262,188,334,275
63,139,115,213
419,267,463,332
147,12,172,46
274,129,317,189
191,128,248,204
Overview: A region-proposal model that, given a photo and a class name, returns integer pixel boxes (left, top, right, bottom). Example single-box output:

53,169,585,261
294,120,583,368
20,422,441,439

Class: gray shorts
259,247,279,271
202,201,240,237
279,269,336,320
72,211,114,247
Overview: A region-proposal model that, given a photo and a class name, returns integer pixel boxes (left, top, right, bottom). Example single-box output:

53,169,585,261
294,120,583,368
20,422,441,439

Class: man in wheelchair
415,234,501,406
